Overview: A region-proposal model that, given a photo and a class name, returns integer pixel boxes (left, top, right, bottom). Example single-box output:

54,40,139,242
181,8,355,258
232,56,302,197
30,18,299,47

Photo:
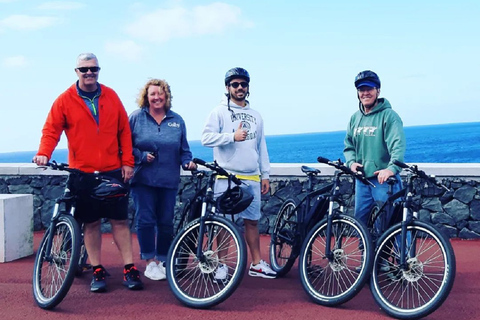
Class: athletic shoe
144,261,165,281
379,260,390,272
90,266,107,293
123,266,144,290
214,263,228,282
248,260,277,279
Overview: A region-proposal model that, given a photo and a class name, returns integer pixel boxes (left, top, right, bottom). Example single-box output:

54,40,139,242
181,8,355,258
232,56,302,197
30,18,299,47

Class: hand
261,179,270,195
183,161,197,171
374,168,394,184
234,122,247,141
33,155,48,166
146,152,155,163
122,165,134,182
350,162,363,173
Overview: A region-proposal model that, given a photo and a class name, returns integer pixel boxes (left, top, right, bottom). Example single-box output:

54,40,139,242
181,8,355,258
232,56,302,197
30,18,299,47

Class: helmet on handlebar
90,177,128,201
354,70,381,89
225,67,250,86
216,186,254,215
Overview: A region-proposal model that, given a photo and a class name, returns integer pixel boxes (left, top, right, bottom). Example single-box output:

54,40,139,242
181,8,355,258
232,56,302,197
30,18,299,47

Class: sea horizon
1,121,479,164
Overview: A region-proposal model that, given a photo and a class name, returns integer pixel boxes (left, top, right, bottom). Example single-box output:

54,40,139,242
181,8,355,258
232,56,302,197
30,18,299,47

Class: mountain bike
166,158,248,309
32,162,84,309
367,160,456,319
32,161,126,309
174,169,207,236
270,156,374,306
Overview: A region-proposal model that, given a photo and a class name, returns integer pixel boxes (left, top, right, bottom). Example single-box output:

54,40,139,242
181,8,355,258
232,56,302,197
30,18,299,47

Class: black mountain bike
32,162,85,309
33,161,125,309
270,156,374,306
367,160,456,319
166,158,247,309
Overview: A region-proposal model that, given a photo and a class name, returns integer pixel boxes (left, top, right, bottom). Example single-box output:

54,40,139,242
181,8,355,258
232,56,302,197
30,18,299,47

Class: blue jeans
131,184,177,262
354,174,403,227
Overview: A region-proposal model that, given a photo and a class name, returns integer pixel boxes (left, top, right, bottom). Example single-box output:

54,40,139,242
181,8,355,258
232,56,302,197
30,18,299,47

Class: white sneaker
157,261,166,280
214,263,228,282
144,261,165,281
379,260,390,272
248,260,277,279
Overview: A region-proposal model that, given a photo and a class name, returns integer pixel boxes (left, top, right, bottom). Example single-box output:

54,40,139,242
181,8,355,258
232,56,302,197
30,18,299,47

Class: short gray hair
76,53,98,67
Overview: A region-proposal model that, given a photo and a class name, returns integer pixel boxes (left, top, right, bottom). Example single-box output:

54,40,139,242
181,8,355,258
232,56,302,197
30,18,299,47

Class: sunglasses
77,66,101,73
229,81,248,88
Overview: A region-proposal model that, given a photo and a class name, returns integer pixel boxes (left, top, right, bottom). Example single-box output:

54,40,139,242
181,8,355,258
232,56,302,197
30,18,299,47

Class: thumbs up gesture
234,121,247,141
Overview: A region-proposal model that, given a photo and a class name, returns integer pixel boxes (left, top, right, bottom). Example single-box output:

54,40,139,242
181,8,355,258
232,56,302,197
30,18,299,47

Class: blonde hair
137,79,172,110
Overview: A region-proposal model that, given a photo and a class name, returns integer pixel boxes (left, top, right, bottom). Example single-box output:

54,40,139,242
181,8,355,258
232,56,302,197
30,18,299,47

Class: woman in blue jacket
129,79,196,281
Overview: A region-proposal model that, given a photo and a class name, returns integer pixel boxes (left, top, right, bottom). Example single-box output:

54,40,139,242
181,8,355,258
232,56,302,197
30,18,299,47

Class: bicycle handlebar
192,158,242,185
393,160,449,191
317,156,375,187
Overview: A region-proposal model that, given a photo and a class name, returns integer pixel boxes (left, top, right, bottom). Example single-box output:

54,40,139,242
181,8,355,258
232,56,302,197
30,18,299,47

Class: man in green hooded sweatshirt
344,70,406,227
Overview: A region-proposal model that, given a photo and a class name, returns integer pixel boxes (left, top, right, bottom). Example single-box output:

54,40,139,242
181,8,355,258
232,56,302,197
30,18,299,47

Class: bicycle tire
32,214,81,309
269,198,299,277
298,214,373,306
370,220,456,319
166,216,247,308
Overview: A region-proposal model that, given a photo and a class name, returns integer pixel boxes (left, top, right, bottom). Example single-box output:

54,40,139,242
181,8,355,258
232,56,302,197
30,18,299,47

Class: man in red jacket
33,53,143,292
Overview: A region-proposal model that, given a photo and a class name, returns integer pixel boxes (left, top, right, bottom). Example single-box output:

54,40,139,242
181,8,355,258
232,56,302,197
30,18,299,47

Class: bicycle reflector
90,177,128,201
217,186,254,215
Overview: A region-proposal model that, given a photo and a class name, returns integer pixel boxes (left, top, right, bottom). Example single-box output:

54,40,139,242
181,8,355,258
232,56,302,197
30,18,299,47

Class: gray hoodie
201,95,270,179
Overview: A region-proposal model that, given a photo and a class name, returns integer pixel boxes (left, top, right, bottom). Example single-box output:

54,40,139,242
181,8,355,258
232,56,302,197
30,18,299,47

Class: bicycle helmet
224,67,250,86
90,177,128,201
354,70,381,89
216,186,254,215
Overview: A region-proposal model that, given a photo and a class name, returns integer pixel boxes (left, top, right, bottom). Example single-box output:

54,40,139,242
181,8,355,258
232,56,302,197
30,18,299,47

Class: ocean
1,122,479,163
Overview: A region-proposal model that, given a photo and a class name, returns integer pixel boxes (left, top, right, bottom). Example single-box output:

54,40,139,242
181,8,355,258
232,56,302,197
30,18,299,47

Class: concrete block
0,194,34,262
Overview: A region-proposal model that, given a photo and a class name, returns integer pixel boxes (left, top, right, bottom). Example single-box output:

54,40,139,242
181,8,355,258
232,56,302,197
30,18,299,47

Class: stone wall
0,163,479,239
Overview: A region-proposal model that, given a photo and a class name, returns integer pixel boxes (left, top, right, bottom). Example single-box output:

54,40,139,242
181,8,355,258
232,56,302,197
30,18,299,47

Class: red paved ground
0,233,478,320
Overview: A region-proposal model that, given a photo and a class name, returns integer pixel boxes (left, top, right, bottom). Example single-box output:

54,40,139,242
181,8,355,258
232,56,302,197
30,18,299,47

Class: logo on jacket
354,126,377,137
168,122,180,128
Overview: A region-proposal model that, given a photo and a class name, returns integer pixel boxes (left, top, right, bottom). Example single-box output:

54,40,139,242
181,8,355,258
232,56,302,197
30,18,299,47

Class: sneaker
91,267,107,293
248,260,277,279
214,263,228,282
123,266,144,290
144,261,165,281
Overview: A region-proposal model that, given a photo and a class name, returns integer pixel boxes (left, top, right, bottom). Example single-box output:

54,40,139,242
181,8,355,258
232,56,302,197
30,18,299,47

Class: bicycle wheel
32,214,81,309
299,214,373,306
370,220,456,319
166,216,247,308
269,198,299,276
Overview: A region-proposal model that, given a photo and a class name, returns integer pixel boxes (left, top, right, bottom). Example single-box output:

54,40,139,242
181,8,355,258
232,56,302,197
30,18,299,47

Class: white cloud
104,40,144,61
126,2,253,43
0,14,60,30
37,1,85,10
2,55,28,67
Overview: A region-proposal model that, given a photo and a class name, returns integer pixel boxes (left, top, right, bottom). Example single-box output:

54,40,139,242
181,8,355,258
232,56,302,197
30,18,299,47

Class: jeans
354,173,403,226
131,184,177,262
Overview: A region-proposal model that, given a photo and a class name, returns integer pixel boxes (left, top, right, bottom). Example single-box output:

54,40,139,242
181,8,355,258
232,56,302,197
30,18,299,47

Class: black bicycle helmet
354,70,381,89
90,177,128,201
216,186,254,215
224,67,250,86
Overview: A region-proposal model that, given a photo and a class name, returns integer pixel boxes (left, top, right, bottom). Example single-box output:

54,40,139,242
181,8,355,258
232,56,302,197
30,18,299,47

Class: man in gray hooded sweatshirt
202,67,276,280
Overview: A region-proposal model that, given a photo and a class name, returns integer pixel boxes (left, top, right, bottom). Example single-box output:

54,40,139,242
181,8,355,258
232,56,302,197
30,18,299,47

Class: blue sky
1,0,479,153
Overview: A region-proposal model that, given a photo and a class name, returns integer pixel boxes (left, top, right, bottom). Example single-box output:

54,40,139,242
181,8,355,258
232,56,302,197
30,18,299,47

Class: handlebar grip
192,158,206,166
393,160,409,169
317,156,330,164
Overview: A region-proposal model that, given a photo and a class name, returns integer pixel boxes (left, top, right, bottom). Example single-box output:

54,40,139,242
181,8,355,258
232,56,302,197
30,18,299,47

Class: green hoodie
343,98,406,178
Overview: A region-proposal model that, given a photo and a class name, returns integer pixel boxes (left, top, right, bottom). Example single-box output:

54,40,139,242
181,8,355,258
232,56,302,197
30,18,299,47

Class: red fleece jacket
37,83,134,173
